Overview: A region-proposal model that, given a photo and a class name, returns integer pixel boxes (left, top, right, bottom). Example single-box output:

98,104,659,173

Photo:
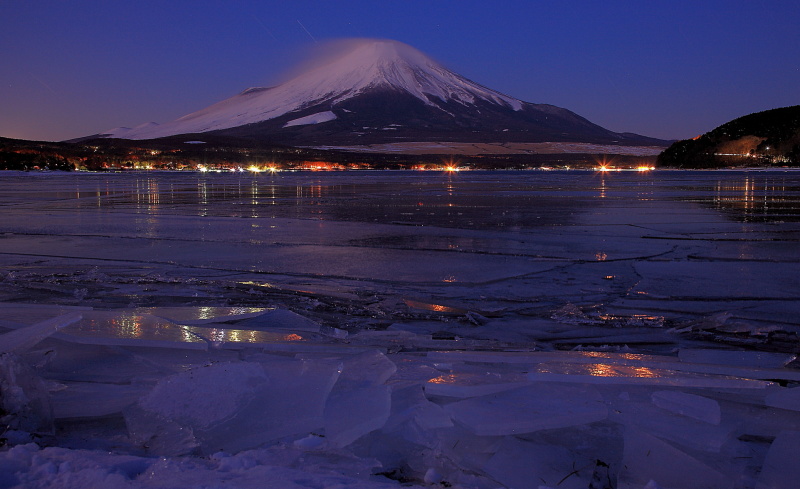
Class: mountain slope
99,39,666,146
658,106,800,168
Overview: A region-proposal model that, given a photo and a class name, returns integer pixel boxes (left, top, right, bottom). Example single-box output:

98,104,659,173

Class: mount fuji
98,39,666,147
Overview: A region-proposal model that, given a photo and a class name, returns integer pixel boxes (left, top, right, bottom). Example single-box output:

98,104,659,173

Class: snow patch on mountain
101,39,526,140
283,111,337,128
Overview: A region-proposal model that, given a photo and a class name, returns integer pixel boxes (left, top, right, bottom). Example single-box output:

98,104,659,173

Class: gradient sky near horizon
2,0,799,142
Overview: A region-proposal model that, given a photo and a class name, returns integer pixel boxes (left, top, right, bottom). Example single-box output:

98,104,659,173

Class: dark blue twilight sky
1,0,798,142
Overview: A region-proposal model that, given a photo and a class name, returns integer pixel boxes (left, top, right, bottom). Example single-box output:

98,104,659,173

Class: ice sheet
445,383,607,436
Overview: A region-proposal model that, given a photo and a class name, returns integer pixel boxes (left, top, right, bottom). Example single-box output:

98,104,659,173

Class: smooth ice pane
424,372,529,399
678,349,796,368
229,308,321,332
184,325,319,349
651,390,721,425
58,311,206,350
445,383,607,436
146,307,269,325
0,312,82,354
756,430,800,489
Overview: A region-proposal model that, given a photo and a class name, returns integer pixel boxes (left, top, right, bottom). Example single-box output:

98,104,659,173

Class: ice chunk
424,371,529,399
332,349,397,388
318,351,396,448
228,308,321,333
382,384,453,434
483,437,594,489
0,312,82,354
445,383,607,436
765,386,800,412
51,382,151,419
651,390,721,425
609,398,732,453
678,349,796,368
146,306,269,325
126,358,340,455
756,430,800,489
0,354,53,437
323,385,391,448
58,311,207,350
618,428,730,489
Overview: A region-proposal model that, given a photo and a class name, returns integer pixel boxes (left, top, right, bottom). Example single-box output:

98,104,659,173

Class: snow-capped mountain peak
101,39,523,140
95,38,667,147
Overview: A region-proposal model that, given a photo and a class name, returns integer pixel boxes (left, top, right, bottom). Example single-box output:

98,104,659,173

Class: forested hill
658,105,800,168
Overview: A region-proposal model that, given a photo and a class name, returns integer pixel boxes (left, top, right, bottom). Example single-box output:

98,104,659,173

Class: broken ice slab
527,363,772,389
756,430,800,489
0,312,82,354
444,383,607,436
424,371,530,399
154,307,347,338
428,350,795,385
126,357,340,455
183,325,322,349
402,298,501,317
44,310,207,350
482,437,594,489
651,390,721,425
0,353,53,435
617,428,731,489
678,348,796,368
608,396,732,454
323,385,392,448
0,302,91,328
382,384,453,435
335,349,397,388
225,308,321,332
765,386,800,412
145,306,269,325
51,381,151,419
403,298,471,315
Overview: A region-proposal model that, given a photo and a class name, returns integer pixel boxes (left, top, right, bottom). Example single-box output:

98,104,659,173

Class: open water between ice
1,169,800,488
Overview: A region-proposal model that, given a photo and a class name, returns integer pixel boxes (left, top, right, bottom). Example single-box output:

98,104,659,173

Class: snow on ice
1,170,800,488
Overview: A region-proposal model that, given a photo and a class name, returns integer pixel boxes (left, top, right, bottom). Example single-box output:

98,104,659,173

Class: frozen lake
1,170,799,335
2,169,800,488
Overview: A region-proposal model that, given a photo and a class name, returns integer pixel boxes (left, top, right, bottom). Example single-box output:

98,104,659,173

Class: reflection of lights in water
536,362,659,378
114,313,143,338
238,281,276,289
285,334,303,341
428,374,459,384
181,326,195,343
198,307,215,320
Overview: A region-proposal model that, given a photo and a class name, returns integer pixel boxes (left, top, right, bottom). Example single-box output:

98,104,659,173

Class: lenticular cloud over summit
99,38,665,146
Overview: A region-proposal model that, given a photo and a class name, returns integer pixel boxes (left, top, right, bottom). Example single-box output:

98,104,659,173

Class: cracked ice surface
2,170,800,488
